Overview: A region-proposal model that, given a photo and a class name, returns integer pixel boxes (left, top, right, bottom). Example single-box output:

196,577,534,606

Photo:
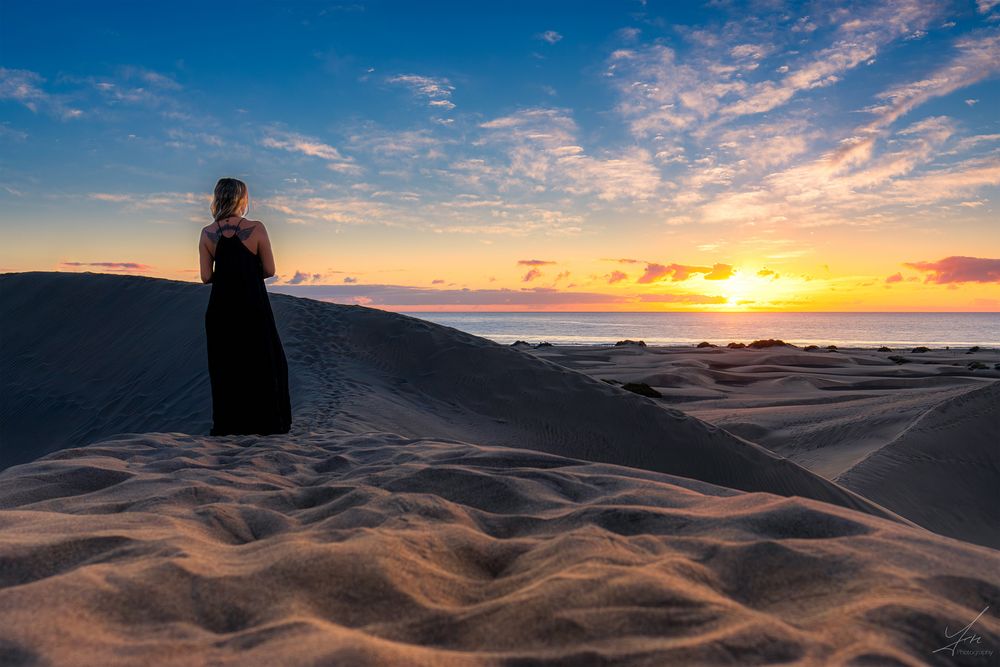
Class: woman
199,177,292,436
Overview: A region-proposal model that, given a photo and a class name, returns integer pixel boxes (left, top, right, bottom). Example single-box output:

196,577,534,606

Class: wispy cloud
86,65,183,110
348,125,447,159
86,191,205,211
0,67,83,119
268,282,632,306
260,129,361,174
862,32,1000,133
59,261,153,272
479,108,662,201
537,30,563,44
606,1,940,138
261,194,401,226
636,293,727,304
267,282,729,308
387,74,456,111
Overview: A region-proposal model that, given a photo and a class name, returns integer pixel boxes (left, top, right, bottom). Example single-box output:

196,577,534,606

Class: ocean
401,312,1000,348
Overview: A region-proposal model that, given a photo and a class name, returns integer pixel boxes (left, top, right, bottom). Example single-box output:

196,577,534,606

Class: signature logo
933,606,993,658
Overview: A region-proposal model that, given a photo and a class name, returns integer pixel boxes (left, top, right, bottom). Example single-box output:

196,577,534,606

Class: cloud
343,276,357,283
722,2,938,118
608,270,628,284
262,195,402,227
286,270,324,285
260,130,360,174
596,7,999,234
903,256,1000,284
637,263,675,283
537,30,563,44
86,191,205,212
885,272,903,284
518,259,556,266
267,283,635,307
729,43,768,60
346,125,454,169
716,121,814,169
637,262,732,283
0,122,28,142
757,268,775,277
0,67,83,119
85,66,184,112
703,263,733,280
866,32,1000,133
59,261,152,272
522,268,543,282
387,74,455,111
886,156,1000,204
479,108,661,201
685,112,990,228
606,1,938,137
636,293,728,304
117,65,182,91
424,200,584,236
88,193,134,203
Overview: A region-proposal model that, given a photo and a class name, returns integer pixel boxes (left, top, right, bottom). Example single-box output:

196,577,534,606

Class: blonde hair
210,178,249,221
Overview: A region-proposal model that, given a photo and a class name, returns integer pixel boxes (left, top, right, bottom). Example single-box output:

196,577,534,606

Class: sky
1,0,999,312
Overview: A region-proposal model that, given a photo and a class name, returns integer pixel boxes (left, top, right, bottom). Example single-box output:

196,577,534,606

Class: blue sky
2,0,999,310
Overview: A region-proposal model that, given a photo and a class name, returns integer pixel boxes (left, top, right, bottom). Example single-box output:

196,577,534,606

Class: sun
718,270,761,309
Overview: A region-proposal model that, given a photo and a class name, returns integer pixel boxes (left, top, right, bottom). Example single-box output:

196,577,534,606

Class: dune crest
1,272,891,518
837,381,1000,549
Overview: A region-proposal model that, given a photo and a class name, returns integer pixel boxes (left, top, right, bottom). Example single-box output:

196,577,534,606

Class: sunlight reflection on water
402,312,1000,347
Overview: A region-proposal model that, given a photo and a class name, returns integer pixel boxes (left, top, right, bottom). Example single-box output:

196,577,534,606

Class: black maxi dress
205,217,292,436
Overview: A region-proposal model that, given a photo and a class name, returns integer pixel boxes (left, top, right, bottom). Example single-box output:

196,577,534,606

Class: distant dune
531,342,1000,550
838,380,1000,549
1,272,997,665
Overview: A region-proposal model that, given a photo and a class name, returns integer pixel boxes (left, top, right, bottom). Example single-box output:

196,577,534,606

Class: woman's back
202,180,291,437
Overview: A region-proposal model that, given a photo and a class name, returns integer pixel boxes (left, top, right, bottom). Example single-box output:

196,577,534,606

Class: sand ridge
0,272,895,518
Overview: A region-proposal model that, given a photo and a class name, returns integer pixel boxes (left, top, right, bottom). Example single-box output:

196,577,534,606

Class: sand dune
1,432,997,665
2,271,998,665
838,380,1000,549
0,272,891,517
532,343,1000,549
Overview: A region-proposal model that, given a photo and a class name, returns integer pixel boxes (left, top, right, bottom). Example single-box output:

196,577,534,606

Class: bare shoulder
200,223,218,242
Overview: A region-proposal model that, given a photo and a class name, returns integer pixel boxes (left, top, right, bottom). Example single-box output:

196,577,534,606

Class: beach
1,272,998,665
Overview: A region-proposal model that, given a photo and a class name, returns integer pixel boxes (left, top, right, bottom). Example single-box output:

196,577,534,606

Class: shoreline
508,340,1000,352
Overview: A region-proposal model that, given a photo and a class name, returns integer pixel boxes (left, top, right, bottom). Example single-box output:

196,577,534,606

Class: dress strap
230,217,242,238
